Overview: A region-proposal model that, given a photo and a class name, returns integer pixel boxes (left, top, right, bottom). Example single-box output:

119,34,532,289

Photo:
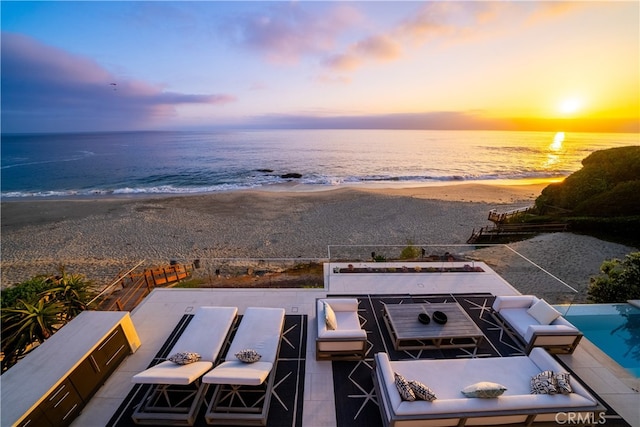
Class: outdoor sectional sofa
492,295,583,354
373,348,603,427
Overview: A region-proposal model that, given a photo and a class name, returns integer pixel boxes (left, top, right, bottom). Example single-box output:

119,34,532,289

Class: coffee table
382,302,484,351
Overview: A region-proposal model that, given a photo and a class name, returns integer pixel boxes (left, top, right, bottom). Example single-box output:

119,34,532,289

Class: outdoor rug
331,293,631,427
108,313,306,427
331,293,526,427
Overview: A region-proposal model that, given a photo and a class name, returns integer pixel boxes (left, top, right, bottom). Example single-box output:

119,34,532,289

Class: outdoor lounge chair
131,306,238,426
202,307,286,426
492,295,583,354
316,298,367,360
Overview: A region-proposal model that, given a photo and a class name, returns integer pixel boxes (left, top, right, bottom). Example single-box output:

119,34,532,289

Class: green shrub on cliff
535,146,640,216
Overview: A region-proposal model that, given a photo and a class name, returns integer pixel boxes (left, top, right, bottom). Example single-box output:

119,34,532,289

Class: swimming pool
560,303,640,377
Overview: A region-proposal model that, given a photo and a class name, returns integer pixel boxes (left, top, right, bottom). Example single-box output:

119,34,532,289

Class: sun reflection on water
551,132,565,151
543,132,565,168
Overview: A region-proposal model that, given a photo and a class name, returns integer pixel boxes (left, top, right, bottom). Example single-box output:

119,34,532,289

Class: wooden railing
93,263,193,312
487,206,532,223
467,222,568,244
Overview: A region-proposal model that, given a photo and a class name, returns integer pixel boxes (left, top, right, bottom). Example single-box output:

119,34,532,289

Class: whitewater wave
0,171,566,198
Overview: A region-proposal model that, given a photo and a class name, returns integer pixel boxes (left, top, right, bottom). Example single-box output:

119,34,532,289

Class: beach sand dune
1,183,636,301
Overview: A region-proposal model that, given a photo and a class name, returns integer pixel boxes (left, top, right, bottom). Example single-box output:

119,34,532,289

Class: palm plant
41,267,93,320
1,297,64,372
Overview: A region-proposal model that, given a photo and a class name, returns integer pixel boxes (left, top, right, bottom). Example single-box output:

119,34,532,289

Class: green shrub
588,252,640,303
400,243,420,260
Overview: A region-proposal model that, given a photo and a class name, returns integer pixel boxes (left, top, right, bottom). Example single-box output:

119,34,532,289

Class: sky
1,1,638,133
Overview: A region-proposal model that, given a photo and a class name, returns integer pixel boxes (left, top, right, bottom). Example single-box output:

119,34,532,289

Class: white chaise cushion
132,306,238,385
527,299,561,325
202,307,285,386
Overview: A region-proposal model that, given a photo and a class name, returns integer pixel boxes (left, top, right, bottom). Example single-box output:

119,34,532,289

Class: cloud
228,3,361,64
1,32,235,132
321,1,590,73
240,111,503,130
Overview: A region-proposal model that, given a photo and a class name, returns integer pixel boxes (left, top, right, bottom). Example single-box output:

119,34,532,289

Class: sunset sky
2,1,638,133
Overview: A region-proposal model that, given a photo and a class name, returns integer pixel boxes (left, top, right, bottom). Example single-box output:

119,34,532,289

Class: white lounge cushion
202,360,274,386
132,360,214,385
527,299,561,325
132,306,238,385
203,307,285,386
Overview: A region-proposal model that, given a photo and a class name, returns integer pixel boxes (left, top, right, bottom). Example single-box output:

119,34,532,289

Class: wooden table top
383,302,483,341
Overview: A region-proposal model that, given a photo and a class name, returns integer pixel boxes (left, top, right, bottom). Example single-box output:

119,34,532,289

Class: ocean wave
0,171,568,198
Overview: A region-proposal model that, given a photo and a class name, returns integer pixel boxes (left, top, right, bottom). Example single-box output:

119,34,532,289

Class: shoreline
2,182,636,302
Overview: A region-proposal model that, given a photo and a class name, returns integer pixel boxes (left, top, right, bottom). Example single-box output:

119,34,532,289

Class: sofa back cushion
527,299,561,325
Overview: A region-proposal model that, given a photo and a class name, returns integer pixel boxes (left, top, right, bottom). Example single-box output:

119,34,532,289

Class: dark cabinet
39,379,83,427
92,326,128,374
2,312,140,427
68,326,128,402
16,406,52,427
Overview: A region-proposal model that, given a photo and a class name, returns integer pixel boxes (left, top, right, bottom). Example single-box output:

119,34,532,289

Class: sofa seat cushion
336,311,361,330
395,393,597,416
375,350,598,418
499,308,538,338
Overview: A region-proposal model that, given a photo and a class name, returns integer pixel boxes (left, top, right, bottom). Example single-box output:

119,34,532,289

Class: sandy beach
1,182,636,301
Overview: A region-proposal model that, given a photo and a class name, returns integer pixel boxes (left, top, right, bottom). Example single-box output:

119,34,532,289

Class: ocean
1,129,638,198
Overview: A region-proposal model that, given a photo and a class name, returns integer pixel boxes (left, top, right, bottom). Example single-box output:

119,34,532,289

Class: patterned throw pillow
555,372,573,394
531,370,557,394
235,349,262,363
461,381,507,398
324,301,338,330
408,380,437,402
394,372,416,401
167,351,201,365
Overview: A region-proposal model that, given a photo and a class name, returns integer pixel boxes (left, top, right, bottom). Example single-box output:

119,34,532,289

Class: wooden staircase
92,262,193,311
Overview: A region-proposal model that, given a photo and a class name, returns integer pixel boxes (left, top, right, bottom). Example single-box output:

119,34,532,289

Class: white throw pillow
527,299,561,325
235,349,262,363
167,351,201,365
461,381,507,398
324,301,338,330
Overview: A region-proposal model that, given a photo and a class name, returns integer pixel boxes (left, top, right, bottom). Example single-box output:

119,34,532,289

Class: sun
558,98,583,115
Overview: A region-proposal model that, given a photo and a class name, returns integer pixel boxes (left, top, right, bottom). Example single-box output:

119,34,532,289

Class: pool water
561,304,640,377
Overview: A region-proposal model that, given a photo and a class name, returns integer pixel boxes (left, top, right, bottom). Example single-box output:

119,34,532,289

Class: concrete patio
67,261,638,426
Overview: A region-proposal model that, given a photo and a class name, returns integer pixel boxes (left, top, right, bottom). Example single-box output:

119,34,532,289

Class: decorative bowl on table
418,313,431,325
432,311,448,325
